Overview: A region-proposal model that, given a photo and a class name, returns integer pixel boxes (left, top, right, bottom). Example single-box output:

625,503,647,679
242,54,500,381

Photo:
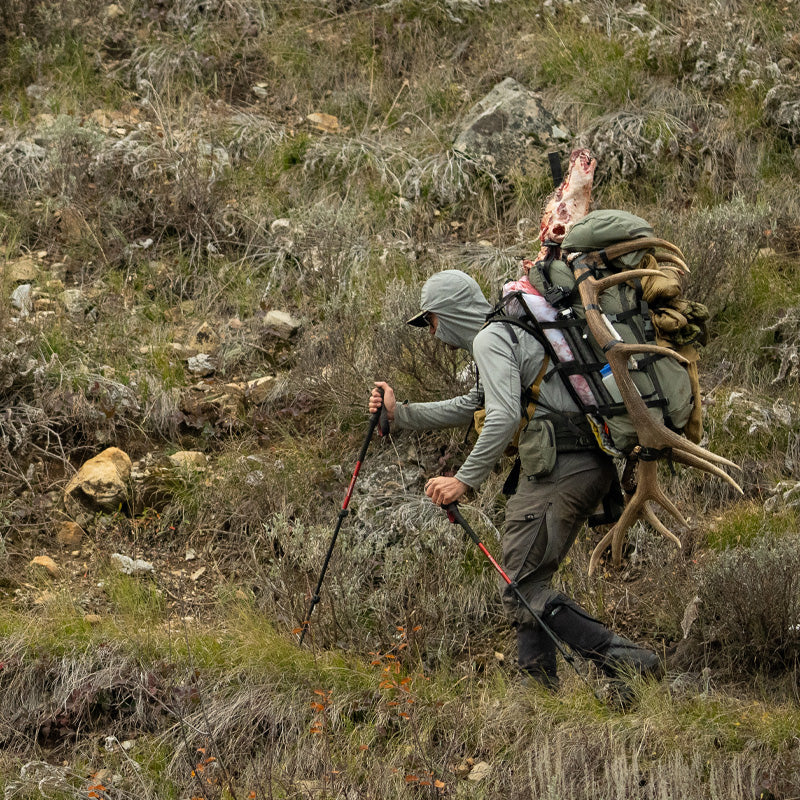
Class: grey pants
501,450,616,624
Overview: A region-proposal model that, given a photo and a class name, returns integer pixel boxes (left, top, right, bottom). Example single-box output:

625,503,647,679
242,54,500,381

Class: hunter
369,269,661,690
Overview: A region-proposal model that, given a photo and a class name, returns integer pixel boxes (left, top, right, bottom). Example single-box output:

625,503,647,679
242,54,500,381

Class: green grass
2,0,800,796
704,502,799,550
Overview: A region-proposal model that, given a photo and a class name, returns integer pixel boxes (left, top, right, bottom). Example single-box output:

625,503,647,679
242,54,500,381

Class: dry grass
2,0,800,795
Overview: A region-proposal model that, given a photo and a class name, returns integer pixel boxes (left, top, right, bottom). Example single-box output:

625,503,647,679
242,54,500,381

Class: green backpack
523,209,708,453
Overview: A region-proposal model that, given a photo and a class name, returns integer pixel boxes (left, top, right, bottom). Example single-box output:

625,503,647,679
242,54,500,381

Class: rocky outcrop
454,77,569,178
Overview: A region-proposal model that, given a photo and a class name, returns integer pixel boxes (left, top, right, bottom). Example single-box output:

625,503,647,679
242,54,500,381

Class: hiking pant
501,450,616,625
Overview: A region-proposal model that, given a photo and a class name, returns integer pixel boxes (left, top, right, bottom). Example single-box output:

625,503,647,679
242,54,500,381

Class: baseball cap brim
406,310,429,327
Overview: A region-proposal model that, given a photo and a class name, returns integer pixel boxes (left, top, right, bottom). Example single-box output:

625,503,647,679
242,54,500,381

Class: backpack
489,209,709,456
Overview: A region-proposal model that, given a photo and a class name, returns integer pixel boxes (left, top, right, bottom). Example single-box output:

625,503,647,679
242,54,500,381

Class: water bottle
600,364,623,404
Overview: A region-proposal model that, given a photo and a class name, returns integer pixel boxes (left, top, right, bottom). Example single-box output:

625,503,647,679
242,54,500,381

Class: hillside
1,0,800,797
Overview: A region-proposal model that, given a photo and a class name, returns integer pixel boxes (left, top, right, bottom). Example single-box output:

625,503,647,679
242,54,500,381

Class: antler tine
590,267,667,296
669,449,745,494
575,259,741,575
589,460,690,575
654,253,690,273
600,328,740,470
580,237,686,263
610,464,689,565
589,528,615,575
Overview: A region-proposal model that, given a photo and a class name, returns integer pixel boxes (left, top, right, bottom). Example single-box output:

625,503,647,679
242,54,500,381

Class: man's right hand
370,382,396,421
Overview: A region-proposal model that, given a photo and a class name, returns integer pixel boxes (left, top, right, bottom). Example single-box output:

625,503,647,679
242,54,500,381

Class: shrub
653,197,767,318
694,535,800,674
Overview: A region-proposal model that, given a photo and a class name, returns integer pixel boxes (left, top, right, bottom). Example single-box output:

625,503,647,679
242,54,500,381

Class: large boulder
454,77,569,178
64,447,132,525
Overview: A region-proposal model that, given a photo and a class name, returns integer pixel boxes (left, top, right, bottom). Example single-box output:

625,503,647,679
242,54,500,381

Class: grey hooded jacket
394,270,580,488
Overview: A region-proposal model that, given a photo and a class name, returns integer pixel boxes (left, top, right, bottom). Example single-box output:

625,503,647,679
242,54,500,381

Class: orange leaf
405,774,418,783
359,745,369,751
434,779,446,789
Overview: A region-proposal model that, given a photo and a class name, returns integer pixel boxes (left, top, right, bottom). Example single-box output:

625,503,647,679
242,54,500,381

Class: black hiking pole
443,502,600,695
298,393,389,647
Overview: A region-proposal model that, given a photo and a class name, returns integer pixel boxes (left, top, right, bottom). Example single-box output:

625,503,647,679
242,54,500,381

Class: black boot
542,595,661,680
517,621,559,690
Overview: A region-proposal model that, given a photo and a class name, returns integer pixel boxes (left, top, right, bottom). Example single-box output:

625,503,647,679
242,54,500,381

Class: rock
307,112,340,133
105,3,125,18
244,375,276,404
64,447,132,522
60,288,86,315
30,555,60,578
191,322,220,353
33,297,56,313
168,450,207,469
168,341,199,359
25,84,48,102
223,382,246,398
187,354,215,376
262,310,300,339
10,283,33,314
5,255,38,283
55,521,84,549
467,761,491,782
454,77,569,178
111,553,154,574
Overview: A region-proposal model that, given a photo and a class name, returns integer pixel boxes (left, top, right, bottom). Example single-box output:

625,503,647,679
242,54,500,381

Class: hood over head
407,270,491,354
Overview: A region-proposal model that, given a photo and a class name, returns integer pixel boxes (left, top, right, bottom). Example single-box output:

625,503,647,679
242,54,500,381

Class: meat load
532,148,597,264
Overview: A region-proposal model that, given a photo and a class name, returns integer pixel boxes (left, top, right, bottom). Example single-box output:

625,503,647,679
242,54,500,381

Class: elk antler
568,253,743,575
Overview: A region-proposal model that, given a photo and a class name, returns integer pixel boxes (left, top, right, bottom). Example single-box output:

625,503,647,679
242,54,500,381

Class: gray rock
454,77,569,178
187,353,216,376
11,284,33,314
262,310,300,339
60,288,86,315
111,553,154,575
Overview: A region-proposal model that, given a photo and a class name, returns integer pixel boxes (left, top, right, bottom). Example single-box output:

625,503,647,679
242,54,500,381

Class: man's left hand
425,476,469,506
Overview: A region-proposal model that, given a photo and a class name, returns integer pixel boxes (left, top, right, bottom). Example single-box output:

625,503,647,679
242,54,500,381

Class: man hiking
369,269,661,691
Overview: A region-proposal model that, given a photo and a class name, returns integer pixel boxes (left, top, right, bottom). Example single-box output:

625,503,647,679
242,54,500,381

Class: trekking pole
442,502,600,696
298,392,389,647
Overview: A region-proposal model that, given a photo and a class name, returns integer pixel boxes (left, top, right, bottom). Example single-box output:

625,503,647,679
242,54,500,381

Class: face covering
418,270,492,355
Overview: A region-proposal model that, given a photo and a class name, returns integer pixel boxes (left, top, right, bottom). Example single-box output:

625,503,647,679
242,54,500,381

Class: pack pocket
518,418,557,478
